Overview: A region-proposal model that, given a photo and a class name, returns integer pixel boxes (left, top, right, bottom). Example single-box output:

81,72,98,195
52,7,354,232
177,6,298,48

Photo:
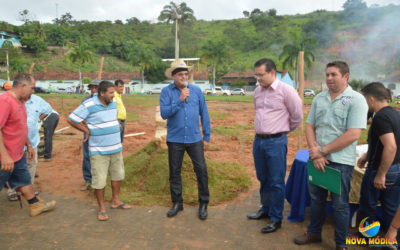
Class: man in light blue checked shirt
68,81,131,221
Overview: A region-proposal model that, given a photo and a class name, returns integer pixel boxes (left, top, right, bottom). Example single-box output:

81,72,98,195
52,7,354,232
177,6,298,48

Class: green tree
158,1,195,59
348,79,367,91
20,34,47,54
279,31,316,87
200,40,230,89
144,61,168,83
47,25,67,46
343,0,367,11
128,41,158,92
53,12,74,25
67,37,94,91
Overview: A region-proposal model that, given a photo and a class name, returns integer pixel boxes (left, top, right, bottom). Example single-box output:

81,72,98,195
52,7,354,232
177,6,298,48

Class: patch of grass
205,95,253,102
209,111,230,121
126,112,139,122
105,141,251,206
213,124,253,138
122,94,159,107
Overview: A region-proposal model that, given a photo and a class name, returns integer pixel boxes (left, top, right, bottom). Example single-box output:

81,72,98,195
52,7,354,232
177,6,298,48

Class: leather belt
256,133,285,139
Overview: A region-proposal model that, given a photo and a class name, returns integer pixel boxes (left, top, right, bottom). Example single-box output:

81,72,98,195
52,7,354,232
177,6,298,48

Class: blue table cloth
285,149,310,222
285,150,381,224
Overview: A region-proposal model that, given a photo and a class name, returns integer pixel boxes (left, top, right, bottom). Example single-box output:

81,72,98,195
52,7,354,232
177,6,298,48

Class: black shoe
247,209,269,220
261,221,281,233
199,203,208,220
166,203,183,217
34,173,39,178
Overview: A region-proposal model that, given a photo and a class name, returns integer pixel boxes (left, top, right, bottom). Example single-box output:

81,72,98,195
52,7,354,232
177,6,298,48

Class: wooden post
97,57,104,80
298,51,305,150
28,62,35,74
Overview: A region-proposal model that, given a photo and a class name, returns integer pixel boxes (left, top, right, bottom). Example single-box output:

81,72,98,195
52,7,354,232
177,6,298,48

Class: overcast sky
0,0,399,25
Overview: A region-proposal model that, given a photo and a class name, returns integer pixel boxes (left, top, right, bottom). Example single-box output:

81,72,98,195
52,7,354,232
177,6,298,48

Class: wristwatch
319,146,326,156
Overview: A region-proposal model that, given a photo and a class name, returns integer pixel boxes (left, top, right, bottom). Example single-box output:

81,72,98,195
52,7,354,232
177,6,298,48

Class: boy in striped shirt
68,81,131,221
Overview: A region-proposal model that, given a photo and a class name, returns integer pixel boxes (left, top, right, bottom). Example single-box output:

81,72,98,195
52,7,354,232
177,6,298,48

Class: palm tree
128,41,158,93
68,37,93,92
158,1,195,59
200,40,230,90
279,31,316,88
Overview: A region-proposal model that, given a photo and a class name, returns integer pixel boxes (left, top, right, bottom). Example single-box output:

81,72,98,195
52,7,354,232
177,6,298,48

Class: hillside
1,4,399,85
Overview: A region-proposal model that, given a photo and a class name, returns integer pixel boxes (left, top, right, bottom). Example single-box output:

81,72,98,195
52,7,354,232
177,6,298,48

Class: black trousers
167,141,209,204
43,113,59,159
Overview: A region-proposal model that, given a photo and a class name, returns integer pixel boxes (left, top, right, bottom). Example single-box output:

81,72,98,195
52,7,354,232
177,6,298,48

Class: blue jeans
253,135,287,222
0,154,31,191
119,120,125,143
82,134,92,183
359,163,400,232
307,162,353,248
167,141,209,204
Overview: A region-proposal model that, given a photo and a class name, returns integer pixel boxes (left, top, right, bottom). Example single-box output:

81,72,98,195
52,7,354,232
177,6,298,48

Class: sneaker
29,197,57,217
80,182,91,191
294,232,322,245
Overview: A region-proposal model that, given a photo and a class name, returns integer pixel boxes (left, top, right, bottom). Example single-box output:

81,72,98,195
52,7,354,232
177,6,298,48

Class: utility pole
6,49,10,83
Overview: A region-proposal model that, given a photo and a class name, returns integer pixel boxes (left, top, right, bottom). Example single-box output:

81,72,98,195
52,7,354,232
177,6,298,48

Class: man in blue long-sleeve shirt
160,59,211,220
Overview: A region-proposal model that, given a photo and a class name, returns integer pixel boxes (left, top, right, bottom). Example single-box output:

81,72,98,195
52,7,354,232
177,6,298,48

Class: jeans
43,112,59,159
119,120,125,143
359,163,400,232
253,135,287,222
167,141,209,204
82,134,92,183
307,162,354,248
0,154,30,191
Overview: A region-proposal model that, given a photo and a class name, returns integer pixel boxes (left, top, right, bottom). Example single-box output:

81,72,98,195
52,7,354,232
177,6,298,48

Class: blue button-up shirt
160,83,211,143
26,94,52,148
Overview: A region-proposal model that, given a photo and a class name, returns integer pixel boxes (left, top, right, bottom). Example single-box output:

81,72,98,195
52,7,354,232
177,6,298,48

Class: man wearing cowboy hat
160,59,211,220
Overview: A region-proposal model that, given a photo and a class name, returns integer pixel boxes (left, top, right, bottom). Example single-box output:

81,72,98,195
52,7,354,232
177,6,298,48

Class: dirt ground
34,96,310,205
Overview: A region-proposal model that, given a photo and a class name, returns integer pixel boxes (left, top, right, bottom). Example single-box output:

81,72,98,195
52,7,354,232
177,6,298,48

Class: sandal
97,211,109,221
8,193,18,201
111,203,131,209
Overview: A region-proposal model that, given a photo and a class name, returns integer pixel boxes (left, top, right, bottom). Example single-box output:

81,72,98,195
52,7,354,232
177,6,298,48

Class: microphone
184,82,188,103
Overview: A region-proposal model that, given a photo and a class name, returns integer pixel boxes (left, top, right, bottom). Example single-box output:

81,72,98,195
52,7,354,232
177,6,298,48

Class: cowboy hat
165,59,193,78
88,79,101,87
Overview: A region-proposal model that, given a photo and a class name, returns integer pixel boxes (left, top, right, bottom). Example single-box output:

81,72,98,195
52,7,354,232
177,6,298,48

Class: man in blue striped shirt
160,59,211,220
68,81,131,221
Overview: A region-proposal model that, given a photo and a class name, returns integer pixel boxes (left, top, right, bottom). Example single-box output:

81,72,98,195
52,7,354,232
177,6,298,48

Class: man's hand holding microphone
180,82,189,103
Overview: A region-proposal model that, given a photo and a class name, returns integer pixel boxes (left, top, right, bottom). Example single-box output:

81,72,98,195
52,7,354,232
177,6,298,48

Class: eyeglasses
176,72,189,77
254,73,266,79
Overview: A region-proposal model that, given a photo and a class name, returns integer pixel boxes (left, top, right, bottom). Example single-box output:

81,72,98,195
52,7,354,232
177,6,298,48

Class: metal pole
298,51,305,150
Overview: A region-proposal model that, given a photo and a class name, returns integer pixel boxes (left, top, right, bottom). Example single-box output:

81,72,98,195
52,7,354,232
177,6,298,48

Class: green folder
307,160,341,195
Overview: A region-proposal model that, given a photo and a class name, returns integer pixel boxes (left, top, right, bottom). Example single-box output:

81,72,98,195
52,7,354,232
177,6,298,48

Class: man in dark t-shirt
358,82,400,239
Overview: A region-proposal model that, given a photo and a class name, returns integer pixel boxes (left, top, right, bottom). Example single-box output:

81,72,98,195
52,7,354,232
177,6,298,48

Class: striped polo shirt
69,95,122,155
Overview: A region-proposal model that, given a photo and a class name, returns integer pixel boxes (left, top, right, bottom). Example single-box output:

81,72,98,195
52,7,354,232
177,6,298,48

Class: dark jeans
359,163,400,233
82,134,92,182
119,120,125,143
307,162,354,248
43,113,59,159
167,141,209,204
253,134,287,222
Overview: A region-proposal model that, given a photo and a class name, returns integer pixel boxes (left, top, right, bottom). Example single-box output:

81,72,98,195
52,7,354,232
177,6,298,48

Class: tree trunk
141,69,145,93
212,63,216,93
79,66,82,93
175,21,179,59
